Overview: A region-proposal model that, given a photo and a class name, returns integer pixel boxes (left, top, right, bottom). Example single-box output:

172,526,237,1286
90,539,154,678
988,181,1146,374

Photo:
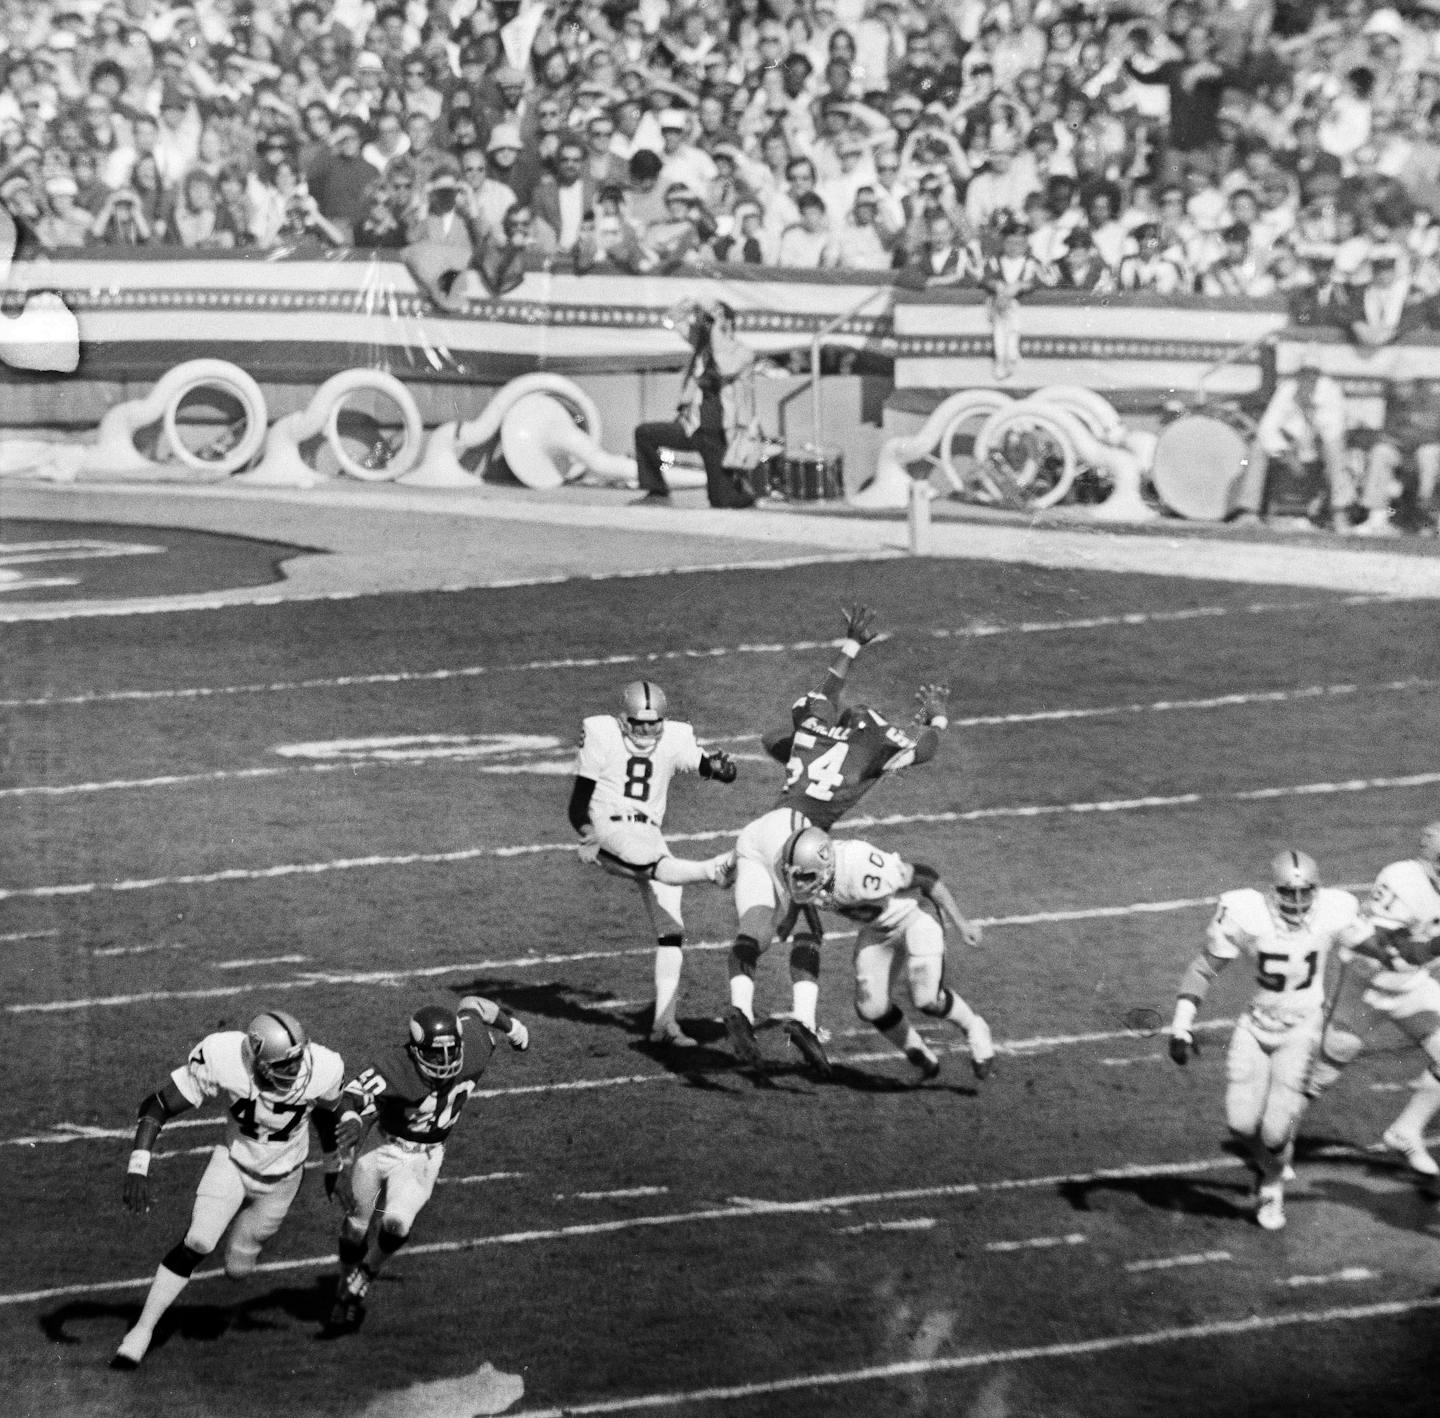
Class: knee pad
657,933,684,951
378,1220,410,1253
1320,1025,1364,1069
864,1004,905,1031
789,939,821,980
917,987,952,1019
732,936,761,972
162,1241,207,1278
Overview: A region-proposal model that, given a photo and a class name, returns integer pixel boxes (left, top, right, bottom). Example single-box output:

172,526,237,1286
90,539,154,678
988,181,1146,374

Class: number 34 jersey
1206,886,1362,1026
575,715,704,828
172,1031,345,1178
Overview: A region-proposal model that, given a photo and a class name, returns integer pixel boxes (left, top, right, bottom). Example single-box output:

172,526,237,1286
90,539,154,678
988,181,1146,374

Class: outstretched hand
842,604,877,645
915,683,951,722
122,1172,152,1215
1168,1032,1198,1066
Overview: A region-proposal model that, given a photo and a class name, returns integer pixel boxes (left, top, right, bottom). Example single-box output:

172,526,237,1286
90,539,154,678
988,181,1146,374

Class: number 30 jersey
1206,886,1361,1024
575,715,704,828
773,697,920,830
805,839,922,936
172,1031,345,1178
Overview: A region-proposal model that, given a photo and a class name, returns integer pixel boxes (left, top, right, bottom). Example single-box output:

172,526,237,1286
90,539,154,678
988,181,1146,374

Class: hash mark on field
0,929,59,944
439,1172,526,1187
211,953,309,970
838,1218,937,1234
562,1186,670,1202
0,765,1431,905
1284,1268,1380,1287
985,1233,1088,1253
1126,1252,1233,1273
1101,1054,1165,1067
0,596,1394,709
90,941,187,957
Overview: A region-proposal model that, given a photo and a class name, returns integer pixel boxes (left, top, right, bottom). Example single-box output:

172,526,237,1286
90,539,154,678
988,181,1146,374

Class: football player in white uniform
113,1009,345,1369
1168,851,1361,1230
778,826,993,1080
570,680,739,1048
326,996,530,1333
1310,822,1440,1179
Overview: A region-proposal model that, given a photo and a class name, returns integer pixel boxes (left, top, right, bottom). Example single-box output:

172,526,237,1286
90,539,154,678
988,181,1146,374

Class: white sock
939,989,976,1031
126,1261,191,1346
653,945,683,1028
791,979,819,1031
1390,1076,1440,1138
730,973,755,1020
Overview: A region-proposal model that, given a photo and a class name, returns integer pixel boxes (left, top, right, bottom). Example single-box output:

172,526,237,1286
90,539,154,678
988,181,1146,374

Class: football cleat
784,1019,833,1077
1270,849,1320,925
325,1294,367,1335
906,1045,941,1082
243,1009,313,1101
408,1003,465,1082
1381,1127,1440,1177
780,827,835,904
966,1016,996,1080
1255,1181,1286,1231
707,850,738,888
723,1006,763,1068
649,1020,698,1049
110,1327,151,1371
619,680,667,754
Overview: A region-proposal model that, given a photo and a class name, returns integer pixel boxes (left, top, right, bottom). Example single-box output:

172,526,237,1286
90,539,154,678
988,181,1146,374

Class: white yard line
1283,1268,1380,1288
0,769,1429,906
838,1218,937,1234
0,595,1393,710
563,1186,670,1202
1125,1251,1233,1273
984,1233,1088,1253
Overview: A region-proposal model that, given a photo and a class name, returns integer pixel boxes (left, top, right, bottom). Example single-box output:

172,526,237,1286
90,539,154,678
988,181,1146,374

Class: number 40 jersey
1206,886,1362,1024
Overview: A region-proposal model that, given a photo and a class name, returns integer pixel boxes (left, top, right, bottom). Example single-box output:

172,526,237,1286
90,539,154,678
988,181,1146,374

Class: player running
779,826,993,1081
570,680,739,1048
724,604,951,1073
1168,851,1361,1230
113,1009,345,1369
1309,822,1440,1182
325,996,530,1333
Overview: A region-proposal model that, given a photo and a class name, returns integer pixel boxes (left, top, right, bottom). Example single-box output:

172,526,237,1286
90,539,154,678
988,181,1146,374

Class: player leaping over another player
724,604,952,1073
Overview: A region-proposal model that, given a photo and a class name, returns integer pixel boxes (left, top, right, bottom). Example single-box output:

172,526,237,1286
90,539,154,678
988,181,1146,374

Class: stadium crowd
0,0,1437,331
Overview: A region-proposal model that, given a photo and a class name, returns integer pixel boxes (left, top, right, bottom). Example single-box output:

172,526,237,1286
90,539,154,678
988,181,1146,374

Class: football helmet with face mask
782,826,836,903
1270,849,1320,926
407,1004,465,1082
1420,821,1440,888
243,1009,313,1101
619,680,667,754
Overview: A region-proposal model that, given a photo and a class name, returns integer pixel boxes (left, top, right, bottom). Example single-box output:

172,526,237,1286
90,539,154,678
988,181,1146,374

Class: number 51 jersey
173,1031,345,1177
1207,886,1362,1025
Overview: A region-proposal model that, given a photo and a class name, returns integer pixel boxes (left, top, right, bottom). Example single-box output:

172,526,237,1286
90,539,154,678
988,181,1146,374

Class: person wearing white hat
657,107,717,200
35,172,90,248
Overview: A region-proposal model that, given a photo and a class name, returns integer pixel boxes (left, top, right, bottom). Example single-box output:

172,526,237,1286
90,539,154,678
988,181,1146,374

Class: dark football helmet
1271,849,1319,925
243,1009,313,1100
408,1004,465,1082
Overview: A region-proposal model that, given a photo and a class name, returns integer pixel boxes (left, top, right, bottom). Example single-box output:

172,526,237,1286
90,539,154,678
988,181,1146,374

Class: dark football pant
633,420,753,508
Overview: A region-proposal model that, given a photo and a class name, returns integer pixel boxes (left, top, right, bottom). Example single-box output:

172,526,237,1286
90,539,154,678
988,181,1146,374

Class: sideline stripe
3,1019,1240,1142
1,676,1432,804
0,595,1393,710
502,1298,1440,1417
0,771,1432,906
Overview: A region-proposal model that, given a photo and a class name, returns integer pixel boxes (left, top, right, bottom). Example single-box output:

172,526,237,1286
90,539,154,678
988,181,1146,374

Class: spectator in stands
353,181,408,251
904,205,978,287
1200,222,1274,297
166,169,235,250
364,109,410,173
1056,226,1115,292
777,191,839,268
91,185,152,246
834,186,893,271
713,199,767,264
1349,247,1418,347
982,217,1052,380
533,136,595,255
1357,376,1440,536
1234,357,1352,532
468,125,522,235
1118,222,1187,293
642,183,711,271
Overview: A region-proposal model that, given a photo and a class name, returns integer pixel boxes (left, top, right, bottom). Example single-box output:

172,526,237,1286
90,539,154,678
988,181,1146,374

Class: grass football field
2,551,1439,1418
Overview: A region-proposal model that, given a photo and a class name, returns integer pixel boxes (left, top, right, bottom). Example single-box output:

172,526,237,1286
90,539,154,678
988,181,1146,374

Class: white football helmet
782,826,836,903
1420,821,1440,884
242,1009,313,1101
1270,849,1319,925
619,680,667,754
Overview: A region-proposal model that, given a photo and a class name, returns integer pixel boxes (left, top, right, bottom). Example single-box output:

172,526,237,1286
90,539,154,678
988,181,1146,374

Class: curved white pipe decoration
851,389,1014,509
499,392,641,489
238,368,423,487
73,359,268,482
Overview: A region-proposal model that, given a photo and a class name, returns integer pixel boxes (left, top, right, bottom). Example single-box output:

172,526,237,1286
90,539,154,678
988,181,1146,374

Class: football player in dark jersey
324,997,529,1333
724,604,952,1073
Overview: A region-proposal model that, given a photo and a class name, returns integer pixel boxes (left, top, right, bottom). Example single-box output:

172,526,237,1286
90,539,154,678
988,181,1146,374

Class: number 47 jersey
1207,886,1362,1027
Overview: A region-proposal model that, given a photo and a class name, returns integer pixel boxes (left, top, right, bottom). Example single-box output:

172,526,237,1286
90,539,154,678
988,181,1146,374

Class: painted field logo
273,734,572,773
0,210,80,374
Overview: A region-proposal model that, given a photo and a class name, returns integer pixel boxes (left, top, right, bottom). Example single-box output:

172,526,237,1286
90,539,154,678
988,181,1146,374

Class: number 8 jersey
1206,886,1362,1026
575,714,704,827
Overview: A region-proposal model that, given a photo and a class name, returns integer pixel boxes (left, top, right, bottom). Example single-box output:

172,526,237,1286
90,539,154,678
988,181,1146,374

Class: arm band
840,639,861,659
127,1149,152,1176
929,715,949,730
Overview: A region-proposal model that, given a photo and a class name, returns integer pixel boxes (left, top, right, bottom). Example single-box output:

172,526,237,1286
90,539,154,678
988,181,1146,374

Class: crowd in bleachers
2,0,1440,334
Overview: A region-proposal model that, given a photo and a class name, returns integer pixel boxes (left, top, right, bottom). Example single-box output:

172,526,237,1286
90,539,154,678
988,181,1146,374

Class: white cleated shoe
110,1326,152,1371
707,850,738,888
649,1021,698,1049
966,1016,996,1080
1255,1182,1286,1231
1382,1128,1440,1177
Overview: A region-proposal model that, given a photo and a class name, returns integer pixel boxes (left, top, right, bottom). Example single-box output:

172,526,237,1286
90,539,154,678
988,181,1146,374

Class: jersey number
1257,950,1319,992
410,1080,477,1132
785,733,851,802
623,757,653,801
230,1096,307,1142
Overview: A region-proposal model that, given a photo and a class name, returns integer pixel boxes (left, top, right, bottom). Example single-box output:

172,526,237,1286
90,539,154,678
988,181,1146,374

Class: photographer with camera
632,299,760,509
92,186,153,246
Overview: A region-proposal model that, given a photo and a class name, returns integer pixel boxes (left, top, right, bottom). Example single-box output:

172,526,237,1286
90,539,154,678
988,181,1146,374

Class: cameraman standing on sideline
632,299,759,509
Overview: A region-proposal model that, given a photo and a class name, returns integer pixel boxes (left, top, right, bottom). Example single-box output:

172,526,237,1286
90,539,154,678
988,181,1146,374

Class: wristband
1171,998,1198,1035
840,638,861,658
929,715,948,729
127,1149,152,1177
